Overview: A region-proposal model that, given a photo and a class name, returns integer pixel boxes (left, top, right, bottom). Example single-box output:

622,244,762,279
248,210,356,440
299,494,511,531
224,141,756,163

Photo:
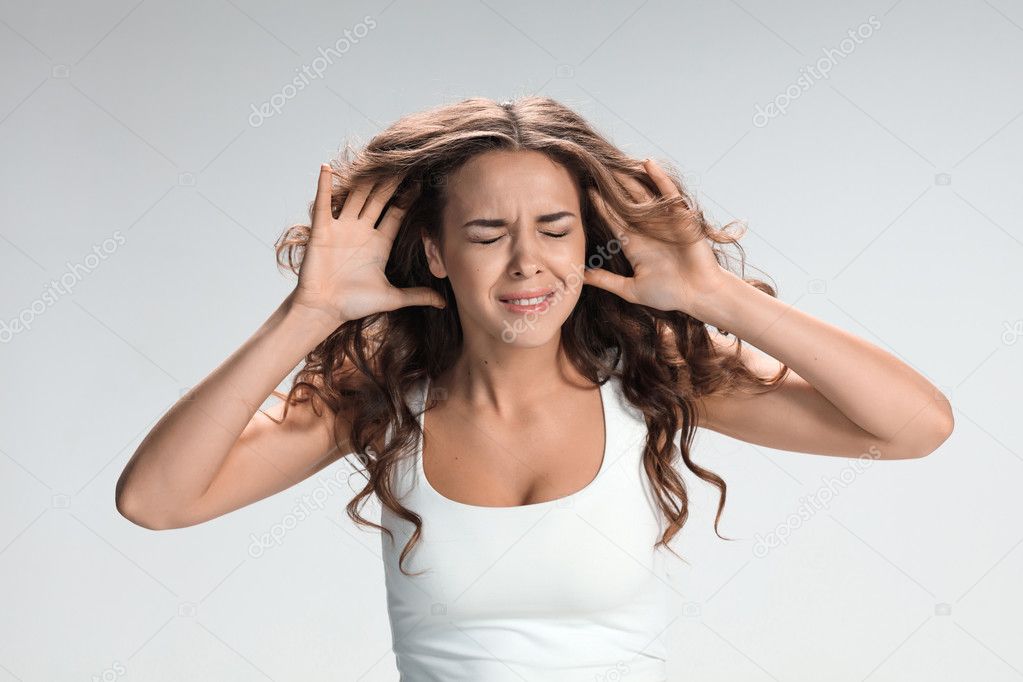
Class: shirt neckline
414,374,614,512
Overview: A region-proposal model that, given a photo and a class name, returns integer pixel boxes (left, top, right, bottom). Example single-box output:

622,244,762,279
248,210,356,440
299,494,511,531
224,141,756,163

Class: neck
438,333,587,415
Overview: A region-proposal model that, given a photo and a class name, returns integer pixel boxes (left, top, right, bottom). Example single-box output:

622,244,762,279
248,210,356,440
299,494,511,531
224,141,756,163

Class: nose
507,232,545,278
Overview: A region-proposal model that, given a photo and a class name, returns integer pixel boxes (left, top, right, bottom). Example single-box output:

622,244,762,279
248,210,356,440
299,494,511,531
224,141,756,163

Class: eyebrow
461,211,576,229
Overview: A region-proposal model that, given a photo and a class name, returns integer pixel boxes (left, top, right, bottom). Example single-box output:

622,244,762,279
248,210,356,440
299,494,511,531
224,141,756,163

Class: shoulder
657,323,780,377
657,324,786,430
656,322,746,361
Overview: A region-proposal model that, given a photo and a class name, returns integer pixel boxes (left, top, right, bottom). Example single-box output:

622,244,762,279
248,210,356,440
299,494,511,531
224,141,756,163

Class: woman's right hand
290,163,447,327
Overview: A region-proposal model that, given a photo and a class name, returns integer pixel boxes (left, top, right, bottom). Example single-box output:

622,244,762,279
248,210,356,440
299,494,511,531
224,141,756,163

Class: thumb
392,286,447,311
583,267,635,303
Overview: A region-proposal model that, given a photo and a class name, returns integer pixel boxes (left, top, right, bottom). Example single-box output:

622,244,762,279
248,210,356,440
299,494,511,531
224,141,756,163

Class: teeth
506,294,549,305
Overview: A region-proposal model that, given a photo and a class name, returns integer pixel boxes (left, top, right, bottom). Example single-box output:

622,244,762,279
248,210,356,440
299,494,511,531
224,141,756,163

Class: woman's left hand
583,158,730,317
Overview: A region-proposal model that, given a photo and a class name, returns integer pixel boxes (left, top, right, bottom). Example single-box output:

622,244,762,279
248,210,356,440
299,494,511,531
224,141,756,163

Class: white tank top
379,371,674,681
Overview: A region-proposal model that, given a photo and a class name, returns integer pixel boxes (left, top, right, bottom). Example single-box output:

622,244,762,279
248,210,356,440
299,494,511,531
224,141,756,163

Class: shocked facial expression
423,149,588,347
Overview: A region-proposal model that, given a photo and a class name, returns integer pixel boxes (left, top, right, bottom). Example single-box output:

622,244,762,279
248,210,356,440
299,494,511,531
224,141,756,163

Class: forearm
116,290,342,515
691,271,953,446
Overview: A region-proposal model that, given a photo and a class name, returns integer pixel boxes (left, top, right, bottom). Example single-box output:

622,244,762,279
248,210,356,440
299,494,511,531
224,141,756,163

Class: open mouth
498,288,555,313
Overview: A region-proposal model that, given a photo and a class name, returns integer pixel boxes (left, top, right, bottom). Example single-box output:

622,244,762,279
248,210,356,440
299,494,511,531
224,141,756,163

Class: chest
381,439,670,622
380,374,672,620
421,386,607,508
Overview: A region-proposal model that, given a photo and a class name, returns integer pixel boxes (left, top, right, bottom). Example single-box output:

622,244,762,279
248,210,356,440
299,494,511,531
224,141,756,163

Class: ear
422,232,448,279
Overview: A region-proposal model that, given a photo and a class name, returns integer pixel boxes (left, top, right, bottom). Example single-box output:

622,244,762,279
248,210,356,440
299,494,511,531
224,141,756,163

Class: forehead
443,149,581,221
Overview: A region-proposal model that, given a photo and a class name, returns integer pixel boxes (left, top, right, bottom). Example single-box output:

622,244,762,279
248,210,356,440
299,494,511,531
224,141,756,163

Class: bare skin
117,148,955,528
115,164,444,529
417,150,611,506
419,150,956,509
584,158,954,460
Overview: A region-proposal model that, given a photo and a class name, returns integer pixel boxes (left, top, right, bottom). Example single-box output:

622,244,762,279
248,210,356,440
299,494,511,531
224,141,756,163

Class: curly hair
269,95,788,576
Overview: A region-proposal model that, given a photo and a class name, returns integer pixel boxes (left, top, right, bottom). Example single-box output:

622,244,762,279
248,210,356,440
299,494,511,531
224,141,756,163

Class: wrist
281,291,347,341
687,270,747,329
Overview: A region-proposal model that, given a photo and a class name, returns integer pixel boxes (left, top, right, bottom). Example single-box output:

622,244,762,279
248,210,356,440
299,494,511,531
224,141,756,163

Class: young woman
115,96,954,681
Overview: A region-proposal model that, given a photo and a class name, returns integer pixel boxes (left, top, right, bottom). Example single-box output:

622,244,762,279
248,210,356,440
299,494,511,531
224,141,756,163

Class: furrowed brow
461,211,575,228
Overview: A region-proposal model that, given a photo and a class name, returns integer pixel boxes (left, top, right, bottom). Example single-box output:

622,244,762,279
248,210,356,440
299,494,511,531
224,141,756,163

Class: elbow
116,493,166,530
901,400,955,459
921,393,955,457
115,459,183,530
115,486,180,531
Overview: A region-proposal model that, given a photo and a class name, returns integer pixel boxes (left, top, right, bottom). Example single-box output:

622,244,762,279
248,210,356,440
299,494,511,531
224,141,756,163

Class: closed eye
470,231,569,245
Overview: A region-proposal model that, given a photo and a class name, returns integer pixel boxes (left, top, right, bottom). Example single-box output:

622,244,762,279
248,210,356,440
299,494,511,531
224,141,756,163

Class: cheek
552,241,588,291
444,252,502,301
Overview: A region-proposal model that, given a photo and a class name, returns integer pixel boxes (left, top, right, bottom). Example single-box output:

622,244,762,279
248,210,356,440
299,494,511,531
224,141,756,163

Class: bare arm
115,164,446,530
115,293,343,529
690,271,954,460
584,158,952,461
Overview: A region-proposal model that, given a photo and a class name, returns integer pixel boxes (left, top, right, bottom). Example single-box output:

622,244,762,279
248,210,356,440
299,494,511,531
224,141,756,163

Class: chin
497,329,560,347
495,311,566,346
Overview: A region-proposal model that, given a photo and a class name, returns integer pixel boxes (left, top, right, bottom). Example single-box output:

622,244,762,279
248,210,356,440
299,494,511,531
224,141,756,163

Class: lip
497,287,555,302
498,287,556,314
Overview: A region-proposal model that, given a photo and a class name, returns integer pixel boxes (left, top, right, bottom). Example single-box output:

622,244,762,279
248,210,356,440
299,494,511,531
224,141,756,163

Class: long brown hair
270,96,787,576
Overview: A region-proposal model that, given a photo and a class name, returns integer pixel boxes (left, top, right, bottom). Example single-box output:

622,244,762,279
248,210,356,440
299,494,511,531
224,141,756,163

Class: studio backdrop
0,1,1019,680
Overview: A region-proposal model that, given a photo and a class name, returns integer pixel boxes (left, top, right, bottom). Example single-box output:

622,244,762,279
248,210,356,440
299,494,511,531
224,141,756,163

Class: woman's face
423,149,587,348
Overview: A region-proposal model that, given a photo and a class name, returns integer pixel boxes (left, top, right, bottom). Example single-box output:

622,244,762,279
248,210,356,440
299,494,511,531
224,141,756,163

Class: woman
115,96,954,680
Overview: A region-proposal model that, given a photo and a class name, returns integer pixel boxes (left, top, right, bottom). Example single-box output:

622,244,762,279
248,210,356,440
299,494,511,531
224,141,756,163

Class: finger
613,171,640,204
376,202,407,242
313,164,336,223
588,187,636,258
388,286,447,311
361,173,405,224
339,178,375,222
588,186,629,233
583,266,636,304
617,173,650,202
642,158,681,199
641,160,702,242
618,169,653,204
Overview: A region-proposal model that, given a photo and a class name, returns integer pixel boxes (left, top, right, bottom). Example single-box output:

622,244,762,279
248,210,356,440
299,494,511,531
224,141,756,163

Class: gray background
1,0,1020,680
